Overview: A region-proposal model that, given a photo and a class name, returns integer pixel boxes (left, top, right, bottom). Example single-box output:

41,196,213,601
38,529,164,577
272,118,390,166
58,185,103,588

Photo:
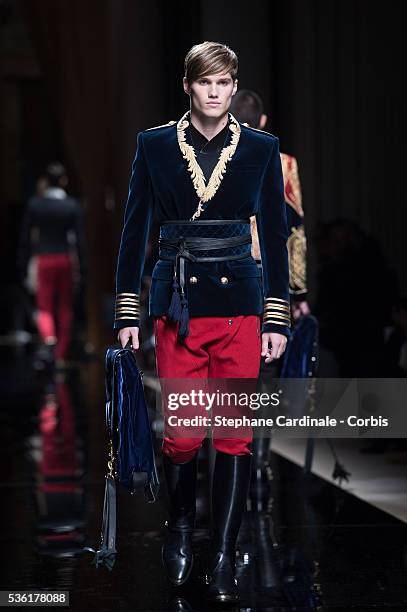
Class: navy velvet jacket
113,112,291,336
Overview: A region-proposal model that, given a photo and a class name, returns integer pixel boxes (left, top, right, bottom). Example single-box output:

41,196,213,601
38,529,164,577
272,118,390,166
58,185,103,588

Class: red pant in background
36,253,74,360
155,315,261,463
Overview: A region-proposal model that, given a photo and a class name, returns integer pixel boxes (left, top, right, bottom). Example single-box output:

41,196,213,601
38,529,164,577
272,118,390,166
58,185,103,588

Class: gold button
189,276,198,284
220,276,229,284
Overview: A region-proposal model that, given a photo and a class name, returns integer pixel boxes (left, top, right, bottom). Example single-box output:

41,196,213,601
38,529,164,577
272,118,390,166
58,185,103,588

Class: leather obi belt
158,220,252,341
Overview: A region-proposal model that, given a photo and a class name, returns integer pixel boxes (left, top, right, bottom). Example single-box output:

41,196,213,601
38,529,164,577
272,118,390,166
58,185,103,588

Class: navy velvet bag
278,315,319,419
280,314,319,379
89,346,159,570
279,314,351,483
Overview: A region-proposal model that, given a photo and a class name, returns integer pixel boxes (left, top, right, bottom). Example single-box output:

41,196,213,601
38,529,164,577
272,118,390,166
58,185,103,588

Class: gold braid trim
287,225,307,293
263,296,291,327
176,111,241,220
145,120,176,131
114,293,140,322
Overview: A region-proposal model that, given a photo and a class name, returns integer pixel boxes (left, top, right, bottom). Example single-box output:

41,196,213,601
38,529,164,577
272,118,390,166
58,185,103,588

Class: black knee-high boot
162,453,198,586
206,451,252,604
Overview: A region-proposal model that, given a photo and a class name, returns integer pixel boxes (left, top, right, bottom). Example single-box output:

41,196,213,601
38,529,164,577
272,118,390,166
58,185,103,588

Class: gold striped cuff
265,304,290,312
263,297,291,327
115,292,140,322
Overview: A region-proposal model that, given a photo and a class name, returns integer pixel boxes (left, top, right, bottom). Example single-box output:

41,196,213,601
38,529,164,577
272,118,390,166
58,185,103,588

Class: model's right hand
117,326,139,350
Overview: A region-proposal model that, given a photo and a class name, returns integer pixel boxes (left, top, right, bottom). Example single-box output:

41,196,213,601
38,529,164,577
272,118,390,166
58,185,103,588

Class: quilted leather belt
158,221,252,342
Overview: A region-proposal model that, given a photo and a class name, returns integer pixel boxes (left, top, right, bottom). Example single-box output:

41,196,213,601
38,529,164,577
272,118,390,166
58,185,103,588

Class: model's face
183,72,238,119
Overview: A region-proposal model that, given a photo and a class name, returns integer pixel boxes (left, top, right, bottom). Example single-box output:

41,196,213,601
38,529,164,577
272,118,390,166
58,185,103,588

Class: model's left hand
291,300,311,320
261,332,287,363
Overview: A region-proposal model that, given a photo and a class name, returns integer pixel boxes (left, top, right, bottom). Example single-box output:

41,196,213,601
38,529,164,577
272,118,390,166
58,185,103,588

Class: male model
231,89,311,491
230,89,310,315
114,42,290,604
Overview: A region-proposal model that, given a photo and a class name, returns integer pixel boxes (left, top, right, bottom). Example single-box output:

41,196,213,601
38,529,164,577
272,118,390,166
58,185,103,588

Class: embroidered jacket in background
250,152,308,299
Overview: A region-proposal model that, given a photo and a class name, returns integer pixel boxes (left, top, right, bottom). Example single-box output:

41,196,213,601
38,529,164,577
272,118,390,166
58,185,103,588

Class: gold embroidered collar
176,110,241,220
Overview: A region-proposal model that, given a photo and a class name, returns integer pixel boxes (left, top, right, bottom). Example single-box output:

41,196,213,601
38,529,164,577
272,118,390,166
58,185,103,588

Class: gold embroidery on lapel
176,111,241,220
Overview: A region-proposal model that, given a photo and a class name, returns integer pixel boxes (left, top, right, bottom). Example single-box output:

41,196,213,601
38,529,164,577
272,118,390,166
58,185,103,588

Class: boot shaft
162,453,198,530
211,451,252,555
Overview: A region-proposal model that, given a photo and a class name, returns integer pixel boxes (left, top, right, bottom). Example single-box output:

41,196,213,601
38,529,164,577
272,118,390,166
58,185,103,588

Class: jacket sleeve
113,132,155,330
256,137,291,336
281,154,308,301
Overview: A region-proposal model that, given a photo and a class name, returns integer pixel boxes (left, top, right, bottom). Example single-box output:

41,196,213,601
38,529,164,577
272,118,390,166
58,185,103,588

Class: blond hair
184,41,238,85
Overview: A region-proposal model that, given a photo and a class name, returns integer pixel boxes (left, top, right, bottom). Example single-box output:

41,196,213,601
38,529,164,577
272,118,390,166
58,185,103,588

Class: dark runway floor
0,352,406,611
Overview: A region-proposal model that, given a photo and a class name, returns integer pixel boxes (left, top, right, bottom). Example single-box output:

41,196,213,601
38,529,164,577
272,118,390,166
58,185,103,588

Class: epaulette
241,123,276,138
145,120,176,131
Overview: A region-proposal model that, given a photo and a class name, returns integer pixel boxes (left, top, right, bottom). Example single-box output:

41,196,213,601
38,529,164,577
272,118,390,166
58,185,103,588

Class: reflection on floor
0,352,406,611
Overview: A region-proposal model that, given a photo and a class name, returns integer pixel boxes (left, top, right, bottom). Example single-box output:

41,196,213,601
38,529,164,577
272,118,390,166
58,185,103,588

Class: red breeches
155,315,261,463
36,253,74,360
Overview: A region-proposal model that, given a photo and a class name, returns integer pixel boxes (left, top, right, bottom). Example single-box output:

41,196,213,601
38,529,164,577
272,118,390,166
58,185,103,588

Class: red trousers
155,315,261,463
36,253,74,360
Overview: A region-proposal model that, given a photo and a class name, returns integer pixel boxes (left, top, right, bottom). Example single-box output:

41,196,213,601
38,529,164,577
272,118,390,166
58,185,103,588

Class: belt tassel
179,291,190,341
167,276,182,322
